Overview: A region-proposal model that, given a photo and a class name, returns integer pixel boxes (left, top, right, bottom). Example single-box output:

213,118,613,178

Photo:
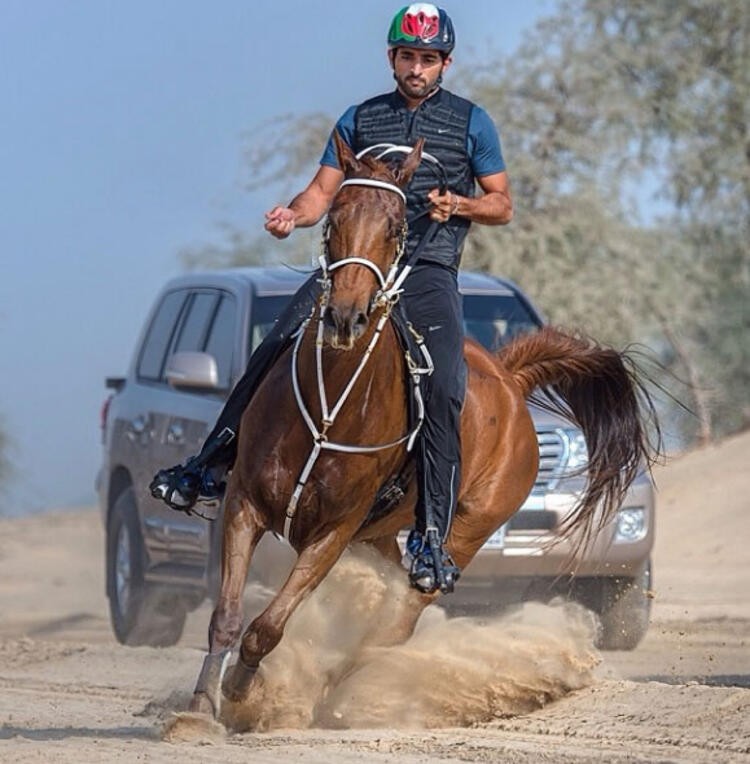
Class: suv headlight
565,430,589,470
615,508,647,542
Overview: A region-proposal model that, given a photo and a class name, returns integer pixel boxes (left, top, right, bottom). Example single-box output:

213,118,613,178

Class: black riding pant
401,263,465,541
201,262,466,542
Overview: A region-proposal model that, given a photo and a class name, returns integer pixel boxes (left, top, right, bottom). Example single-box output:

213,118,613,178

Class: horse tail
496,326,660,550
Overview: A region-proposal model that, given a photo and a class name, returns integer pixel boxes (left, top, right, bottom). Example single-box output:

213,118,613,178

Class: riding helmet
387,4,456,54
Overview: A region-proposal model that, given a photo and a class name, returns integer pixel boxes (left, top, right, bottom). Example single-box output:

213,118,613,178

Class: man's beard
394,71,441,98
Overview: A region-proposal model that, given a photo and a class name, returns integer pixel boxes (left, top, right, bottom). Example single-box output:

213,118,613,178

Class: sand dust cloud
223,544,600,731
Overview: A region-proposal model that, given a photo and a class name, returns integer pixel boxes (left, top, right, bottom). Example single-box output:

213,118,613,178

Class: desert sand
0,431,748,762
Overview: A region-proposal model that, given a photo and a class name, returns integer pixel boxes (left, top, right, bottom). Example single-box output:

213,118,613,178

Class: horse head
322,131,423,350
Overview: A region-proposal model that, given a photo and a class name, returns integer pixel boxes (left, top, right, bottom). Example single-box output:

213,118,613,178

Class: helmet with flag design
387,4,456,54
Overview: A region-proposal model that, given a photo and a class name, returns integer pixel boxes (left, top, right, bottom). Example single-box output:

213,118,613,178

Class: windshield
250,292,540,355
462,294,540,351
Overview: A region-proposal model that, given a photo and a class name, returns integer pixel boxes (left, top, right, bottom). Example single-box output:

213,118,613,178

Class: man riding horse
150,3,513,594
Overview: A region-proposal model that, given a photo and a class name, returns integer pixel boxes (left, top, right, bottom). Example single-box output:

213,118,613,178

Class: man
151,4,512,594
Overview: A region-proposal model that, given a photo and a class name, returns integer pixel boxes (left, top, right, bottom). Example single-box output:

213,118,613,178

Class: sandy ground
0,432,748,762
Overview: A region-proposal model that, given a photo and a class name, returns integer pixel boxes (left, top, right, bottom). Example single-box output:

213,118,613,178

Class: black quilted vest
353,88,475,269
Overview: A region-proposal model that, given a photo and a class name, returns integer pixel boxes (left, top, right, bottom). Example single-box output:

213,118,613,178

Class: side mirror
165,351,221,391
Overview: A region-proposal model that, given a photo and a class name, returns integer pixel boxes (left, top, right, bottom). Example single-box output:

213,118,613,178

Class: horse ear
394,138,424,188
334,130,362,177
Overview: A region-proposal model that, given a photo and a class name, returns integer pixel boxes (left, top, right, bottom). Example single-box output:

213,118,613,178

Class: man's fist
264,207,296,239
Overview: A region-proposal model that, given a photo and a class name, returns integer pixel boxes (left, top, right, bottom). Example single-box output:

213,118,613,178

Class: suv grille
534,429,565,493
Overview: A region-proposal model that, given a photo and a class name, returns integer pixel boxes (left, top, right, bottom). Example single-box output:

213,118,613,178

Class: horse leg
366,533,402,566
223,521,358,703
360,534,438,648
189,486,265,719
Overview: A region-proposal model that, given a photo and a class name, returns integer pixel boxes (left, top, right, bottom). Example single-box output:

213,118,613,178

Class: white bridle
282,174,433,540
319,176,410,303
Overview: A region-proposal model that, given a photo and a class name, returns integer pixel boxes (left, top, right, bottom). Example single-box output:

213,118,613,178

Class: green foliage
462,0,749,442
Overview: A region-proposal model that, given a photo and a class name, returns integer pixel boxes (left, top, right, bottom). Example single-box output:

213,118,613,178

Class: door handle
131,416,147,434
126,415,150,442
166,422,186,446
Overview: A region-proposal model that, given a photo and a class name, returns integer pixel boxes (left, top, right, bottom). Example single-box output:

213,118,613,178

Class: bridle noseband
318,176,409,307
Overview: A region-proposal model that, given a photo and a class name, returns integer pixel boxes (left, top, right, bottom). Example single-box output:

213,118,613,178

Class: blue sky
0,0,552,515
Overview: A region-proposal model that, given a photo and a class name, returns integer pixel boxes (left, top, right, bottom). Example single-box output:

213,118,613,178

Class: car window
249,294,292,354
204,295,237,390
462,294,540,351
137,290,189,381
245,292,540,355
173,292,219,354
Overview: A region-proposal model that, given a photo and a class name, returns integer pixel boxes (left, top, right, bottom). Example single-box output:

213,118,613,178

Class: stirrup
149,428,235,516
406,528,460,594
149,459,225,518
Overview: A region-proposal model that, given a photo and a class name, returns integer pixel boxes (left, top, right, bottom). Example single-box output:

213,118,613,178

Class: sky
0,0,553,515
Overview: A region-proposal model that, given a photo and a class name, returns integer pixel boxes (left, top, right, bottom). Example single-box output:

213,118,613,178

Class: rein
282,174,433,540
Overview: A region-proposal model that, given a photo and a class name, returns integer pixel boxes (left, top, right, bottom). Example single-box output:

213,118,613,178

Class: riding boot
149,428,235,513
149,272,322,513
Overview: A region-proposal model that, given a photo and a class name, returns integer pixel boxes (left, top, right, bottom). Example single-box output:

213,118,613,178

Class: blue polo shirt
320,100,506,177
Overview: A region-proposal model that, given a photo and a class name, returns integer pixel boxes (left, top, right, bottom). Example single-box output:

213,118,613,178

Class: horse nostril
322,304,368,345
353,311,369,337
323,305,338,330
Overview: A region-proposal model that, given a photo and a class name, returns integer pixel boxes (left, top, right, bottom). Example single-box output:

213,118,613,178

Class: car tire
106,487,187,647
587,560,652,651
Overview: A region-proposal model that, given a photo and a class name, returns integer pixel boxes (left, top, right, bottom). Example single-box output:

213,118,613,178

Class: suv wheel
581,560,652,651
106,487,187,647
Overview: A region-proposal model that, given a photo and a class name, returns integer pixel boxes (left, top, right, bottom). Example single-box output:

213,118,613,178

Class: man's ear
394,137,424,188
334,130,361,177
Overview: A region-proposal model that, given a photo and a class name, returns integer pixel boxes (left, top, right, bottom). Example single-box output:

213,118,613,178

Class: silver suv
98,267,654,650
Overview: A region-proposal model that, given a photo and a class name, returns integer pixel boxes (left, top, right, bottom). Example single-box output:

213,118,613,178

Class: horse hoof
188,691,217,717
222,675,249,704
162,711,226,743
222,657,257,702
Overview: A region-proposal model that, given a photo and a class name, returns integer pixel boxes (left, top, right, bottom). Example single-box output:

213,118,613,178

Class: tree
580,0,750,441
184,0,749,443
179,113,333,272
460,0,749,442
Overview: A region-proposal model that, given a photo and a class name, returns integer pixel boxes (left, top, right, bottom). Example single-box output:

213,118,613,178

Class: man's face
391,47,451,100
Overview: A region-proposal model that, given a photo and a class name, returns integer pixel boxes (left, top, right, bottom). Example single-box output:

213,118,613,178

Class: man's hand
427,173,513,226
264,206,296,239
428,188,460,223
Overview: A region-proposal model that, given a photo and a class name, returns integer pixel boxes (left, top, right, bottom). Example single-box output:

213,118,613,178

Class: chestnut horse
187,134,655,722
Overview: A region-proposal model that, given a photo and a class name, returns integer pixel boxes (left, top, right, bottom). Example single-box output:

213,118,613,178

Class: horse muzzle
322,303,370,350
